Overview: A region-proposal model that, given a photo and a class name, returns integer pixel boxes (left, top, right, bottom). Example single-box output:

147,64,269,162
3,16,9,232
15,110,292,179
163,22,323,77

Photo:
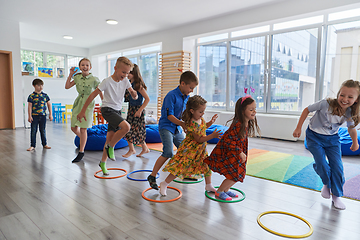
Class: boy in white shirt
77,57,138,175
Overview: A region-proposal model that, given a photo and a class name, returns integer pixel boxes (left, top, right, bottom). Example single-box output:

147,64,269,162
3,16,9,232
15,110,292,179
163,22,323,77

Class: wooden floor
1,121,360,240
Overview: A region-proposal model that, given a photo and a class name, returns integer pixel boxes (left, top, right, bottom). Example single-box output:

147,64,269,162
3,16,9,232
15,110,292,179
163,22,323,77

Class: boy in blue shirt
27,78,53,151
147,71,198,189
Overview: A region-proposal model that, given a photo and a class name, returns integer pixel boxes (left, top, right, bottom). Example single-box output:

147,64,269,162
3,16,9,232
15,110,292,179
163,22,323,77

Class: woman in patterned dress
159,95,221,196
204,96,261,201
123,64,150,157
65,58,102,163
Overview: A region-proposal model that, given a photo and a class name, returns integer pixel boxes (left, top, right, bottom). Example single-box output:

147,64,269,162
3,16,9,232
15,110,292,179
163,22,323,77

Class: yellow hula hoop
257,211,313,238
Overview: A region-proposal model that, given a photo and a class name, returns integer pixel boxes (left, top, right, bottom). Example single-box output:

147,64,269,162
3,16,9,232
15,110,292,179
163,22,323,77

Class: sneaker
147,174,159,190
215,191,232,201
105,144,116,161
225,191,238,198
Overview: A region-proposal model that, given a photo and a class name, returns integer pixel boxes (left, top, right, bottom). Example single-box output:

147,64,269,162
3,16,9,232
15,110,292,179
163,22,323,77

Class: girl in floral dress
204,96,260,201
159,95,221,196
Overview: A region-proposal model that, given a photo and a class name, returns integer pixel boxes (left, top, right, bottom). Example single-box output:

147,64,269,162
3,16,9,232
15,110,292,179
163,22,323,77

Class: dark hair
179,71,198,85
226,97,260,138
182,95,207,126
328,79,360,126
32,78,44,86
130,64,147,91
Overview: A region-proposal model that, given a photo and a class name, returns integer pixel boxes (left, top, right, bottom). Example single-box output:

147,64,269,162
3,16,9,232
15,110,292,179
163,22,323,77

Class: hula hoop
142,186,182,203
173,177,204,184
205,186,245,203
94,168,127,179
127,170,160,181
257,211,313,238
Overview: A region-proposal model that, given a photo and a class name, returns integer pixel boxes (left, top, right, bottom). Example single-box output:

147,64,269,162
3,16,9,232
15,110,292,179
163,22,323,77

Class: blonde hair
182,95,207,127
328,79,360,126
116,56,134,69
226,97,260,139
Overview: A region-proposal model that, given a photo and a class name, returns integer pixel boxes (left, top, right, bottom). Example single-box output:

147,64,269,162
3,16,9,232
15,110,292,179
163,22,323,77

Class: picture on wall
22,62,34,76
38,67,53,78
57,68,65,78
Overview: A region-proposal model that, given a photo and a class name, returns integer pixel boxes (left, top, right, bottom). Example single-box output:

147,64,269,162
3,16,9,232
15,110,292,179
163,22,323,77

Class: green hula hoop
173,177,204,184
205,186,246,203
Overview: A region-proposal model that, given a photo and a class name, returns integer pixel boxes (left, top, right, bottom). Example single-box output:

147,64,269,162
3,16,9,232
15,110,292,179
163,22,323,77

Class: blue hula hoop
127,170,160,181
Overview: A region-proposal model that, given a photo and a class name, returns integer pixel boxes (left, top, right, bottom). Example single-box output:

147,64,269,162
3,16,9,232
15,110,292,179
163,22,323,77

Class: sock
159,181,169,196
99,161,109,175
321,185,331,199
72,152,84,163
205,184,217,192
332,195,346,210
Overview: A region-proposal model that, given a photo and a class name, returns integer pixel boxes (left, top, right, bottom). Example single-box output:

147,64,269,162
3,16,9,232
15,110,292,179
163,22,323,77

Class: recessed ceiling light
63,35,73,40
106,19,118,25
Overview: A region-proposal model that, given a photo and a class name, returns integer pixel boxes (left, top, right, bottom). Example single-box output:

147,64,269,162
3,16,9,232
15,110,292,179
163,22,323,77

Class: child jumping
293,79,360,210
204,96,260,201
27,78,53,151
77,57,138,175
159,95,221,195
65,58,102,163
147,71,198,190
122,64,150,158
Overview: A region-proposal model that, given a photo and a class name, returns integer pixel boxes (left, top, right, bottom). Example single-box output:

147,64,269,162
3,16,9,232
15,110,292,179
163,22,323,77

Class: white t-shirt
97,76,131,111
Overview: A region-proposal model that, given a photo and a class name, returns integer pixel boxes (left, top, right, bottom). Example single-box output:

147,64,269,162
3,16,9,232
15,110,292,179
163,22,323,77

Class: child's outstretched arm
46,101,53,121
77,88,101,122
167,115,186,130
134,86,150,117
192,129,222,143
293,107,309,138
348,127,359,152
65,67,78,89
128,87,138,100
206,114,218,128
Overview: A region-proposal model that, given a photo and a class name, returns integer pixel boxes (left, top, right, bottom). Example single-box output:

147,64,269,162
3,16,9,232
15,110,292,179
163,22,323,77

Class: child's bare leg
150,156,168,176
218,178,236,192
105,121,130,160
160,173,176,196
122,141,136,158
204,175,217,192
136,141,150,157
99,131,115,175
72,128,87,163
71,126,80,137
147,155,168,190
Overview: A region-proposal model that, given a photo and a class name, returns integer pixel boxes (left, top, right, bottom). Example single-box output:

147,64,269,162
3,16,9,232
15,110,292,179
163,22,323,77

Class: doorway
0,50,15,129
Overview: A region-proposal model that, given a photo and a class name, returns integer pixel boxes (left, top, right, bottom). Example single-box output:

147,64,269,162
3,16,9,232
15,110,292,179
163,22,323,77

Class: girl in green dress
65,58,103,163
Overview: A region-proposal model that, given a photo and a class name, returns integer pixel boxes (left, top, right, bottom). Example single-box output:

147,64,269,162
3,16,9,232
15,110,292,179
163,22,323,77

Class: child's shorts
101,107,124,132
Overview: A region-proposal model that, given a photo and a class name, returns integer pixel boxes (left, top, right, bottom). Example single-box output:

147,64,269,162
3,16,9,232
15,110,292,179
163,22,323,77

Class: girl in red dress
204,96,260,201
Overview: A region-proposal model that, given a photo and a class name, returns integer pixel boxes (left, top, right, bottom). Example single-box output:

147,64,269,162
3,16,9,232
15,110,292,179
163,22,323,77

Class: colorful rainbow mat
247,149,360,201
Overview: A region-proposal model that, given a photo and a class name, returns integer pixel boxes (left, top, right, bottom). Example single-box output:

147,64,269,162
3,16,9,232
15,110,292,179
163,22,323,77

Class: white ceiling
1,0,285,48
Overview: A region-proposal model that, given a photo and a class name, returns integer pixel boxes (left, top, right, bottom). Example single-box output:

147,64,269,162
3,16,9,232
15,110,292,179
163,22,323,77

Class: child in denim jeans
27,78,53,151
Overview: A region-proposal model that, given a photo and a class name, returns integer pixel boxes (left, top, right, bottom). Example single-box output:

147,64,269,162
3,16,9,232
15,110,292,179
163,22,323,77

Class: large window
322,20,360,99
106,46,160,105
270,28,318,111
198,42,227,109
230,36,266,110
21,50,83,78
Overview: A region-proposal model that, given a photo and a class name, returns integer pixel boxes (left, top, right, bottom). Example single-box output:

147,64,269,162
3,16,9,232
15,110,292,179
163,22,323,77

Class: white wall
0,18,23,128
